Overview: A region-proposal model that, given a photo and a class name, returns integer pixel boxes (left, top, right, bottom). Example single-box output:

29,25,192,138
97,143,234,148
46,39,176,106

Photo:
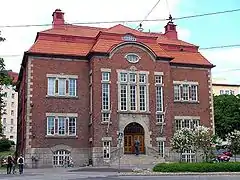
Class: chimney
52,9,65,28
164,15,178,40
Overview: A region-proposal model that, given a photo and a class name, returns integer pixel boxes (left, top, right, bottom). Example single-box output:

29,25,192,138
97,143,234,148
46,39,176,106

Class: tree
193,126,215,162
0,31,13,136
227,130,240,162
171,128,194,162
214,94,240,139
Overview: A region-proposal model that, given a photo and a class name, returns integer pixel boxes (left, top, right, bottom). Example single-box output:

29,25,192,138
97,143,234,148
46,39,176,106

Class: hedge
153,162,240,172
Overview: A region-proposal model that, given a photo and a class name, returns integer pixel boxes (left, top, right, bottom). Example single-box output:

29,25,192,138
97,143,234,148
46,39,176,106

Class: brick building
16,9,215,167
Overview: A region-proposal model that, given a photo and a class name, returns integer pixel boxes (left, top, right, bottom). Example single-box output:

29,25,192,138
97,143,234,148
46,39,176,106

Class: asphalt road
1,173,240,180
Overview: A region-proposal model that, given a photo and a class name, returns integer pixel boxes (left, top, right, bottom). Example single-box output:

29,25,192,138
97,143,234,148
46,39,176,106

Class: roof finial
138,23,144,32
168,14,173,23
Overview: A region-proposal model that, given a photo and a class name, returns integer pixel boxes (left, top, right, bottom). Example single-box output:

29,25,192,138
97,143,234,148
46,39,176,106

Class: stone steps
110,154,164,166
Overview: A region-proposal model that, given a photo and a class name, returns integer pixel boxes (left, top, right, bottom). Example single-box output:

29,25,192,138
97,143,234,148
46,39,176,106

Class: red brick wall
30,58,90,148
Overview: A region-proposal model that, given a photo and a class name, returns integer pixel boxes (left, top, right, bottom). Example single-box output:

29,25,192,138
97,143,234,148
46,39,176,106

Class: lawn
153,162,240,172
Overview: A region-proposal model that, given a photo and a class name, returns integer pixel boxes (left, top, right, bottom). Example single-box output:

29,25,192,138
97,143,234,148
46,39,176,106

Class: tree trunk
235,154,237,162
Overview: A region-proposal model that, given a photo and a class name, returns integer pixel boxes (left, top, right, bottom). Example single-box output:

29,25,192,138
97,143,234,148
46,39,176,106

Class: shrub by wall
153,162,240,172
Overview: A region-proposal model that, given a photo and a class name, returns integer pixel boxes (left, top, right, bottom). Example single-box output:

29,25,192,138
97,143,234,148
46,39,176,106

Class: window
3,92,7,97
175,118,200,131
158,141,165,157
155,75,162,84
230,90,235,95
122,34,136,41
47,116,77,136
11,93,15,99
3,118,6,125
182,150,195,162
11,119,13,125
173,82,198,102
156,86,163,112
102,113,110,122
11,110,14,116
130,85,137,110
10,136,13,139
102,72,110,81
103,141,111,159
156,114,164,123
69,79,77,96
101,72,111,122
174,85,181,101
47,76,77,97
139,85,146,111
10,127,13,133
120,85,127,111
118,71,148,112
53,150,70,167
11,102,14,108
220,90,224,95
125,53,140,63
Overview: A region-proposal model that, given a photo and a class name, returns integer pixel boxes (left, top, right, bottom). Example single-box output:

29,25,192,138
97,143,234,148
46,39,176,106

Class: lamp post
117,131,123,173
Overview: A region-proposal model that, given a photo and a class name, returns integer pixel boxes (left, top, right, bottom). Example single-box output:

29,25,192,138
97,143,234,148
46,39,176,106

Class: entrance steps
110,154,165,167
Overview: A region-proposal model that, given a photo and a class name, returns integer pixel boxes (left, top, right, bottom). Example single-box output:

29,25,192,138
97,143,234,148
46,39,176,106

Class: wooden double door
124,134,145,154
124,122,145,154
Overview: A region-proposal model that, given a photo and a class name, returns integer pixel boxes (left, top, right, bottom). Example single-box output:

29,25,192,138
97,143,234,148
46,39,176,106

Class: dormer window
125,53,140,64
122,34,136,41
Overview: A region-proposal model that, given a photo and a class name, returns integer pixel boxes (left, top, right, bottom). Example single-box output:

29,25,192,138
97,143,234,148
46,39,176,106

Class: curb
120,172,240,176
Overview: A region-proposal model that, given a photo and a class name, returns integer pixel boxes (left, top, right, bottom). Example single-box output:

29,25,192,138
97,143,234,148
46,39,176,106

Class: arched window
53,150,70,167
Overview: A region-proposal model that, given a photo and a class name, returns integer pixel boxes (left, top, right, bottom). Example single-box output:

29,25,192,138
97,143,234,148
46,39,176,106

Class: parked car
217,154,230,162
223,150,232,157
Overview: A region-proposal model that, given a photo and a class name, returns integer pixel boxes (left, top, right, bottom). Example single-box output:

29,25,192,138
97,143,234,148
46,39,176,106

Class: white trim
46,74,78,79
174,116,200,119
101,137,112,141
101,68,111,72
124,53,141,64
156,137,166,141
46,113,78,117
173,81,199,85
154,72,164,76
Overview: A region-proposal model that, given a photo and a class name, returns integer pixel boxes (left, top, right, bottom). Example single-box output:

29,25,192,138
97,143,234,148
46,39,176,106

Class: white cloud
201,48,240,84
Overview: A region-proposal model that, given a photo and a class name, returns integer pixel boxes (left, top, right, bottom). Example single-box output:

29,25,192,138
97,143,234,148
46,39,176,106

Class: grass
0,151,15,157
153,162,240,172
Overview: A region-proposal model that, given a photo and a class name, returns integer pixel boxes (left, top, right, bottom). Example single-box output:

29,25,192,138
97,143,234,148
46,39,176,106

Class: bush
0,139,12,152
153,162,240,172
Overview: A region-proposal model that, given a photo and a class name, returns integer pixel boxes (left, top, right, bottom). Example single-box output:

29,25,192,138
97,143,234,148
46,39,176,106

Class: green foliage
227,130,240,162
0,32,13,136
214,94,240,139
153,162,240,172
171,128,194,162
0,138,12,152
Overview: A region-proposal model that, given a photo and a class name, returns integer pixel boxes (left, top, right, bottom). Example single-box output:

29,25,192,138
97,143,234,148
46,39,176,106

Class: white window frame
46,115,77,136
175,118,200,131
158,141,165,158
53,150,70,167
182,150,196,163
101,71,111,122
118,70,149,112
173,81,199,102
103,141,111,159
47,74,78,97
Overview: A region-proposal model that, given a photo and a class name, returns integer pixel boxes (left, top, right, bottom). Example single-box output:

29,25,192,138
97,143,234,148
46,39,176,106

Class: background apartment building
212,78,240,95
1,71,18,144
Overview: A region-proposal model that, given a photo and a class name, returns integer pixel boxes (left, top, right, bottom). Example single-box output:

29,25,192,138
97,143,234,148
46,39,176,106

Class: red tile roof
168,51,212,66
28,39,93,56
27,24,213,67
8,71,18,83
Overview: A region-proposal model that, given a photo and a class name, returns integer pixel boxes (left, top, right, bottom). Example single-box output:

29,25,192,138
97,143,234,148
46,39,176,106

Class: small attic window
125,53,140,63
122,34,136,41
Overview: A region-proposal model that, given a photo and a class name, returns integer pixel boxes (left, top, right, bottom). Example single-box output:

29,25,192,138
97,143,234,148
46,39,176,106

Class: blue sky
0,0,239,84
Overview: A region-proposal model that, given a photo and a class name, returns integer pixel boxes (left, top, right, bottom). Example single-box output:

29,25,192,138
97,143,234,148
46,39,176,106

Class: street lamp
117,131,124,173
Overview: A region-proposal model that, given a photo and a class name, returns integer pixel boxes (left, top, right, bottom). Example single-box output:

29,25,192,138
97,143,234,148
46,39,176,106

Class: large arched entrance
124,122,145,154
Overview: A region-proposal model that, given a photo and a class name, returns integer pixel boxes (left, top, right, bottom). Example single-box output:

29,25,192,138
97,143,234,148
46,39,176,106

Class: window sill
174,100,199,104
46,95,78,99
156,122,166,126
101,121,112,125
117,110,151,115
45,135,78,139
